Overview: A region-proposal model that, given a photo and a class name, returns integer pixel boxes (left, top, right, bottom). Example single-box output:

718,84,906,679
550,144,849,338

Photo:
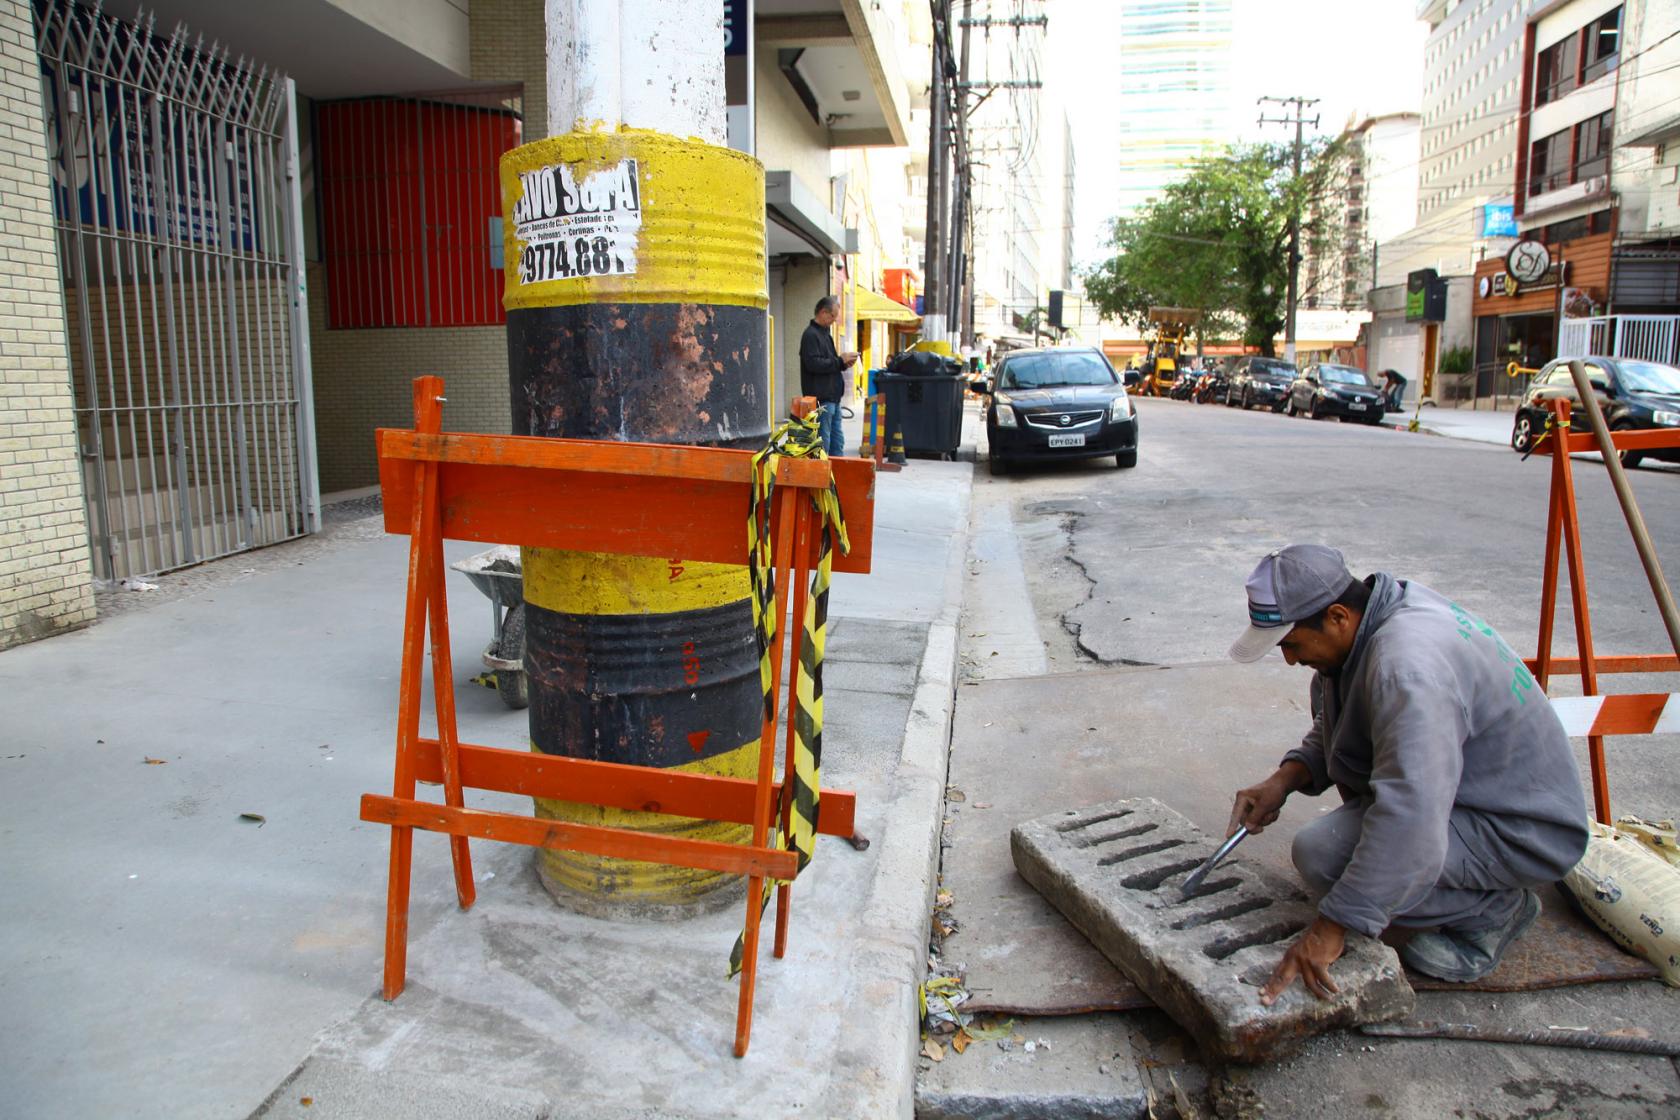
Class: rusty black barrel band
507,302,768,449
729,412,850,977
524,598,762,768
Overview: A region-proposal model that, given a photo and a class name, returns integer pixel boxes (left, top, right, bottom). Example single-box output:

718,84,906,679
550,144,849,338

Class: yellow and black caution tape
729,410,850,977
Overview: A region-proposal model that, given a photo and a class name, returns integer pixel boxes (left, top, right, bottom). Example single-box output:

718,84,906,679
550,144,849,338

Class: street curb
835,465,970,1119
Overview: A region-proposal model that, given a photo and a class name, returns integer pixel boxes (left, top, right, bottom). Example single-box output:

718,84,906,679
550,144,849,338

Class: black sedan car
985,347,1139,474
1286,364,1385,423
1224,356,1298,411
1509,356,1680,467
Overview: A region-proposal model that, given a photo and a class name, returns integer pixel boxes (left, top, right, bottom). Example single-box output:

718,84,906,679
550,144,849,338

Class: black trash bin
876,367,965,458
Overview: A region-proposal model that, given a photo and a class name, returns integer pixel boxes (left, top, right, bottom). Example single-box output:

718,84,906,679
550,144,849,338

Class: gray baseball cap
1229,545,1356,663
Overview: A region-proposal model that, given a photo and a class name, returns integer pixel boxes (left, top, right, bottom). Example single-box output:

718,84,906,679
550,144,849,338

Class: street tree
1084,140,1346,356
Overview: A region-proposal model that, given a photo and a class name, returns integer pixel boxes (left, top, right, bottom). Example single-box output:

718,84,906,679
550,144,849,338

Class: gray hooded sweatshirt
1283,573,1589,937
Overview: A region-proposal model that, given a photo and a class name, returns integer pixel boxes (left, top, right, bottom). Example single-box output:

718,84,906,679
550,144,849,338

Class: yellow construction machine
1140,307,1201,397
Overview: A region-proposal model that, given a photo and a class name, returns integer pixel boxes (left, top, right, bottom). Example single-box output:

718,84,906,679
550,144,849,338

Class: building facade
1304,113,1423,313
0,0,95,648
1370,0,1534,404
1,0,924,650
1113,0,1234,219
1469,0,1680,396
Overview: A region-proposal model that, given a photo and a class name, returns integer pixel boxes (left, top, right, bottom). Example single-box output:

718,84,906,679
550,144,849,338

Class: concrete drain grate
1013,797,1413,1063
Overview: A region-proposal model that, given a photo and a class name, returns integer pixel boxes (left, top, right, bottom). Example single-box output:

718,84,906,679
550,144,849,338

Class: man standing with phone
800,295,859,456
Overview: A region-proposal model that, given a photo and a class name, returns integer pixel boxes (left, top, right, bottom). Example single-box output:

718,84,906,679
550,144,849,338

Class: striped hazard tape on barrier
730,411,850,977
1550,693,1680,737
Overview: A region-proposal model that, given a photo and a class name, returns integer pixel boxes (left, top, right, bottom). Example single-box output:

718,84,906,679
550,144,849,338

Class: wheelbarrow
449,545,528,709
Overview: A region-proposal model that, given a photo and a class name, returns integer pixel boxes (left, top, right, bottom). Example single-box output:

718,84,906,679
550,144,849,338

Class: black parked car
1225,356,1299,411
1286,364,1385,424
985,347,1139,474
1509,356,1680,467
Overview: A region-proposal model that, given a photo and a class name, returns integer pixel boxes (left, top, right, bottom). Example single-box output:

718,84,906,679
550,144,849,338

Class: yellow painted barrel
500,129,768,916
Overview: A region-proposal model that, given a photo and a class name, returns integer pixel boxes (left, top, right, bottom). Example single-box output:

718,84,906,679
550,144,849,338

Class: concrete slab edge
916,1089,1148,1120
837,465,971,1119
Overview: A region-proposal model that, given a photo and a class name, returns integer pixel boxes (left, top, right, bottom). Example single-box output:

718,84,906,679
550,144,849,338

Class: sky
1045,0,1430,270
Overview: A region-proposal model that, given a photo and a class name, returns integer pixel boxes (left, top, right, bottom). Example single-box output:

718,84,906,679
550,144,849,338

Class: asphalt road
978,393,1680,818
1005,396,1679,664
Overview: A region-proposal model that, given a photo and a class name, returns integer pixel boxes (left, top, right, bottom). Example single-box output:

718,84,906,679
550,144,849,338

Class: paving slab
914,1014,1148,1120
941,661,1322,1018
1012,798,1414,1063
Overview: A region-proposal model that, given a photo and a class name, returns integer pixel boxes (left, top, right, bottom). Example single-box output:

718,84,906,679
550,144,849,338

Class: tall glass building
1115,0,1235,217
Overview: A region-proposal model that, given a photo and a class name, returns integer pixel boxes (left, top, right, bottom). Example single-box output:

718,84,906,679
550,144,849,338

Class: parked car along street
1287,363,1385,424
985,346,1139,474
1509,356,1680,467
1224,356,1298,411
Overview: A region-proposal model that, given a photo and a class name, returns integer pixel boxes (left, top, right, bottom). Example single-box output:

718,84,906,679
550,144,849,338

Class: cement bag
1615,816,1680,869
1564,820,1680,987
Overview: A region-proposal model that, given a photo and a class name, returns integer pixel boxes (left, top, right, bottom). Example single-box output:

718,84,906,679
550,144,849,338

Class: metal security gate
36,1,318,581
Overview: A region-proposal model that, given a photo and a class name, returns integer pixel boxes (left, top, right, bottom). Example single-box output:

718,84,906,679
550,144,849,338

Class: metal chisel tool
1180,826,1248,898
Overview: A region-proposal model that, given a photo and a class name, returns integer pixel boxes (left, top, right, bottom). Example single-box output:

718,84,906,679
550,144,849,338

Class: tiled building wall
470,0,546,142
308,0,546,494
0,0,94,649
306,262,509,493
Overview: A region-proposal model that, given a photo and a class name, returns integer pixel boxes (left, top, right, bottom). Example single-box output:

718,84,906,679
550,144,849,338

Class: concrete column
545,0,725,143
507,0,769,915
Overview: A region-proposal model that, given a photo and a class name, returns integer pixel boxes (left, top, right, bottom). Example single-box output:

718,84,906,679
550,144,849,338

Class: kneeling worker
1225,545,1588,1004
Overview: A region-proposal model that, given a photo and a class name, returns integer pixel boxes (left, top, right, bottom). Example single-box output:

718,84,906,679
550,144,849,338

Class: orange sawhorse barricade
362,377,876,1056
1523,398,1680,823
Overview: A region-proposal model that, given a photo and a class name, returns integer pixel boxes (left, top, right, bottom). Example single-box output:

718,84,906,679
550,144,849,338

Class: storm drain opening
1097,837,1188,866
1056,808,1134,833
1202,921,1309,961
1170,896,1274,931
1082,822,1160,847
1172,876,1241,903
1119,856,1206,890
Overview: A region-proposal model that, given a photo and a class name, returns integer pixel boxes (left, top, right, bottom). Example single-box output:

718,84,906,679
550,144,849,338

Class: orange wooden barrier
1523,398,1680,822
365,377,875,1056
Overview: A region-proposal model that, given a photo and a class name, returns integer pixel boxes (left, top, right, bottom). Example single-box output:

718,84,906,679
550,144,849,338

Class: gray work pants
1291,798,1532,932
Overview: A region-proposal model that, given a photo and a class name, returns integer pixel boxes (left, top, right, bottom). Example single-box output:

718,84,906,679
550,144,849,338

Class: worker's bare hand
1259,916,1346,1006
1227,777,1287,837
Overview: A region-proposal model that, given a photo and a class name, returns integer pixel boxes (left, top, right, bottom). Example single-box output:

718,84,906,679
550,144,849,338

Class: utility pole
922,0,948,343
943,4,1044,351
508,0,767,912
1258,95,1319,363
947,0,972,350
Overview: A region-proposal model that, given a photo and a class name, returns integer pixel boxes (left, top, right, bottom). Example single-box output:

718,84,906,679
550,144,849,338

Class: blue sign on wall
1483,203,1518,238
723,1,747,56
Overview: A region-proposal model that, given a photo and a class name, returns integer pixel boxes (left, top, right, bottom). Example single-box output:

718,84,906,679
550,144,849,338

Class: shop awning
854,284,919,324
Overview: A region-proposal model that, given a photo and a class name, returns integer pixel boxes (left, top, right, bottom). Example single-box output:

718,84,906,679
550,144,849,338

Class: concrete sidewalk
1391,403,1680,475
0,446,974,1119
1388,403,1515,447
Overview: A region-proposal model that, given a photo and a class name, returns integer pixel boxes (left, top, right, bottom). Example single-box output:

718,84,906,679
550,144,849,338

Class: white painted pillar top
546,0,726,144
